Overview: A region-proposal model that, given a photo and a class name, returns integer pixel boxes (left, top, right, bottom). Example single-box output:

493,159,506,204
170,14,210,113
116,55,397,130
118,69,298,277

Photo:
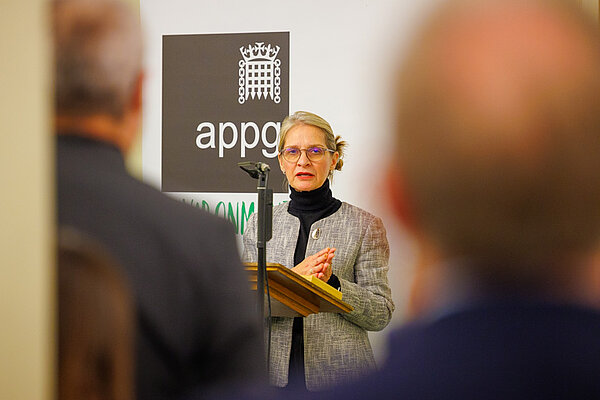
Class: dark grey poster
162,32,289,193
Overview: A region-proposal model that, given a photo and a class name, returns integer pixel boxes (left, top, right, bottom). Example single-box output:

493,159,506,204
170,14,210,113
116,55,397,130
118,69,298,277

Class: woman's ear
330,151,340,171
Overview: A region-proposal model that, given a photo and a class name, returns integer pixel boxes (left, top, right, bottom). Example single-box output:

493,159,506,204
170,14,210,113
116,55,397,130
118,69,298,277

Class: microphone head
257,162,271,173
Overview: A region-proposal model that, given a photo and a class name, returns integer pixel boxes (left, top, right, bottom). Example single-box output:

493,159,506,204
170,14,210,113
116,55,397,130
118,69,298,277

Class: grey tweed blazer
242,201,395,391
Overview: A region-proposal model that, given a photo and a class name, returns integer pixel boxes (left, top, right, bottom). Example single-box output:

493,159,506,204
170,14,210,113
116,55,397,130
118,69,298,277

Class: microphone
238,161,270,179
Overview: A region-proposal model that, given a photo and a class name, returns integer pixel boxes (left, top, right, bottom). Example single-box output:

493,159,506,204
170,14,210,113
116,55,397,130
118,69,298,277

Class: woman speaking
242,111,394,391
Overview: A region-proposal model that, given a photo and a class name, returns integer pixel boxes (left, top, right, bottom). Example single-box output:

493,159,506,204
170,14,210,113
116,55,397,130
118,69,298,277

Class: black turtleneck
285,180,342,389
288,180,342,268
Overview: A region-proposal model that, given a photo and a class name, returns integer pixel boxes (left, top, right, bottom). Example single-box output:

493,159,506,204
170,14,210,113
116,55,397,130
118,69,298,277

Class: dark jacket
317,299,600,399
57,135,264,400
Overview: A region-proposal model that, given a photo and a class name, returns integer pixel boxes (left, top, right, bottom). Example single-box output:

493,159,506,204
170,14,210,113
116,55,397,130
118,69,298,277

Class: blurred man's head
390,0,600,290
58,228,134,400
53,0,143,152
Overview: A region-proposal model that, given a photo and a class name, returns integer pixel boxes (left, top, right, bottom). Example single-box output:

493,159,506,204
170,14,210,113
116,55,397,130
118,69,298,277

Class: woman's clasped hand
291,247,336,282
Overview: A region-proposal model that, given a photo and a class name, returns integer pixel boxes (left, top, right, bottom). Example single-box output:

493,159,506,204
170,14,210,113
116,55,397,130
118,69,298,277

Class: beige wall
0,1,53,400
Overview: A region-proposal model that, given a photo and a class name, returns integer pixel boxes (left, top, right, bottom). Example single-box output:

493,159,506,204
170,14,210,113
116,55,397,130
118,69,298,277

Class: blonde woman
243,111,394,391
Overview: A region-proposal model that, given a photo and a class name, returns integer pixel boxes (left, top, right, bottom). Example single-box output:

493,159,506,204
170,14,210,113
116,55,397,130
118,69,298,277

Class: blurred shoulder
132,182,236,239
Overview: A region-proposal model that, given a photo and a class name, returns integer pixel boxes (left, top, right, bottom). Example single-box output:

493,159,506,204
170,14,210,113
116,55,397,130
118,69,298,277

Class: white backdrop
140,0,439,363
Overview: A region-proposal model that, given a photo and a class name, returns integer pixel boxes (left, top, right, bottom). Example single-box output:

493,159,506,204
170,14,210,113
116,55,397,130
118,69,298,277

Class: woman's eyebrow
285,144,326,148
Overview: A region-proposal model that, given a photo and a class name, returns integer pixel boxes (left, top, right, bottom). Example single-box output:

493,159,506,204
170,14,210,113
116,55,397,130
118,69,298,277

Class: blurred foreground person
236,0,600,399
356,0,600,398
59,228,135,400
53,1,264,398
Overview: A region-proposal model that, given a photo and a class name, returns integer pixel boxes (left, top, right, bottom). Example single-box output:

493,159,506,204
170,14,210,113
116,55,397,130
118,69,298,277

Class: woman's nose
297,150,310,165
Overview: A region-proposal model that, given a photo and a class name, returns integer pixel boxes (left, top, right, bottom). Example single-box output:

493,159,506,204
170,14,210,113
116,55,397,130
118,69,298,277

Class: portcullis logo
162,32,289,193
238,42,282,104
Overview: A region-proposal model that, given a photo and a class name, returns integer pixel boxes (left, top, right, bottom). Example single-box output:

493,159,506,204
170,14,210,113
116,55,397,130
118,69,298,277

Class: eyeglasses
280,146,335,162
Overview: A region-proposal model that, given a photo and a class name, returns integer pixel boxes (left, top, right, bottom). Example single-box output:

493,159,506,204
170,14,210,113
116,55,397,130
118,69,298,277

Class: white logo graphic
238,42,281,104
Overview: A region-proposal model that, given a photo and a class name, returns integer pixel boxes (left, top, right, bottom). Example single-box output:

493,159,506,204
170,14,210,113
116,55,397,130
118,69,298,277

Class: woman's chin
291,180,320,192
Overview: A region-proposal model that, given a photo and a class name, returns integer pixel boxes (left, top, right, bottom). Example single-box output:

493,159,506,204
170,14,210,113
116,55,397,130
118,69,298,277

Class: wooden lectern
245,263,353,317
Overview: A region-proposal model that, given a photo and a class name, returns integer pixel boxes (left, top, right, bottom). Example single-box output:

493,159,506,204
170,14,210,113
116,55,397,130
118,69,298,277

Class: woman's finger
311,248,330,260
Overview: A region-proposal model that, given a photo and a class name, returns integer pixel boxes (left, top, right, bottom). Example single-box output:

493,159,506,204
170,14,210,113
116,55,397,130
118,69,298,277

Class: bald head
395,0,600,281
53,0,142,119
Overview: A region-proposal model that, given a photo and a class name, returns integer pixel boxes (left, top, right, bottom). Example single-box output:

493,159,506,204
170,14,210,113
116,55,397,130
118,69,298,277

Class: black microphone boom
238,161,270,179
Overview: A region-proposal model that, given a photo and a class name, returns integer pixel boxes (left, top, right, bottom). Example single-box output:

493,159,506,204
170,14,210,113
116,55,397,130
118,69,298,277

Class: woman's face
278,124,339,192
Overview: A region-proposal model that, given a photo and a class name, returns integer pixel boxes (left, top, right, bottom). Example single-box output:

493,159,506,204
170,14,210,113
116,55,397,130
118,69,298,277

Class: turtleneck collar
288,179,337,213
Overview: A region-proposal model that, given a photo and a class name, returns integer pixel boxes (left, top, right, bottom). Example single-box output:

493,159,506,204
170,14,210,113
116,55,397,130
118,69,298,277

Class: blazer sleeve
338,216,394,331
242,212,258,263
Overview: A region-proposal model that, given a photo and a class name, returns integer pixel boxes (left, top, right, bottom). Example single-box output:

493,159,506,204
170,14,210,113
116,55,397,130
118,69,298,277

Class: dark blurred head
52,0,142,119
58,228,134,400
392,0,600,285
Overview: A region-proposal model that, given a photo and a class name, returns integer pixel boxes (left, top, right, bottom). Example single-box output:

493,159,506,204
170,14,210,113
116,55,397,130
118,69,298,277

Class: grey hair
279,111,347,179
53,0,143,118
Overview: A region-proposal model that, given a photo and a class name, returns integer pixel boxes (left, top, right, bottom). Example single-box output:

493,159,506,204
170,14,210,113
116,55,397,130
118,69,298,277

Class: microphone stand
238,161,273,372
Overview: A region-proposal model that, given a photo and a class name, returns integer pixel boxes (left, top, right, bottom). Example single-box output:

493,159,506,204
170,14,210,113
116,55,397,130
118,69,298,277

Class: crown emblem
240,42,280,62
238,42,281,104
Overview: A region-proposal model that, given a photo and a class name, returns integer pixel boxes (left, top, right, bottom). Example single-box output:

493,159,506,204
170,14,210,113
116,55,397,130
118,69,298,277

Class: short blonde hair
279,111,347,178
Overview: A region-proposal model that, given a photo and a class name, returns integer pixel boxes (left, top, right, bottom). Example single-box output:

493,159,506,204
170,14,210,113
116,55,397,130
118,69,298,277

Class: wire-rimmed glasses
279,146,335,162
